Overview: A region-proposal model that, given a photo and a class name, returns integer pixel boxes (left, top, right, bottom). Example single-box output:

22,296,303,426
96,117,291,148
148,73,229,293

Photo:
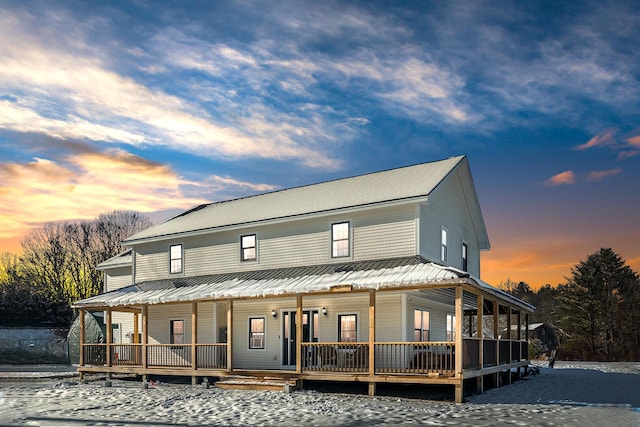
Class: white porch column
105,308,112,370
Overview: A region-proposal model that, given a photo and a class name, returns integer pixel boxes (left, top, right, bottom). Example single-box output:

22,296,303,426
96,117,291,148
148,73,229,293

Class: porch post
476,293,484,393
493,300,499,387
226,299,233,373
506,307,512,384
105,308,112,371
192,302,198,381
79,309,85,368
295,294,303,374
133,312,139,344
454,285,464,403
142,305,148,370
368,289,376,396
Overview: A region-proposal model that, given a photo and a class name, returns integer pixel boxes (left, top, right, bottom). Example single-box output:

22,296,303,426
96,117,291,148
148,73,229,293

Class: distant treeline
502,248,640,362
0,211,151,327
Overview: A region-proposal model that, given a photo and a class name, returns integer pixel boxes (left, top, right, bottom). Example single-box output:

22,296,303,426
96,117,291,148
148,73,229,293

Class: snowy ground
0,361,638,426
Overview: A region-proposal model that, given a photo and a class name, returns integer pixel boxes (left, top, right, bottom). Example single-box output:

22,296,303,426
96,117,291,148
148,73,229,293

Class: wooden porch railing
81,343,228,370
301,342,369,372
301,342,456,375
81,339,526,374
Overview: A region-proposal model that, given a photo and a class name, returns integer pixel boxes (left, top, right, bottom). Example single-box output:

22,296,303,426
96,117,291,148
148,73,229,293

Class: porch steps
215,375,298,392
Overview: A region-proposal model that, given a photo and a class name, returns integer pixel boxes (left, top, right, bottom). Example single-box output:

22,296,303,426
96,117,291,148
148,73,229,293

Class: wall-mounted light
322,307,327,316
271,309,277,318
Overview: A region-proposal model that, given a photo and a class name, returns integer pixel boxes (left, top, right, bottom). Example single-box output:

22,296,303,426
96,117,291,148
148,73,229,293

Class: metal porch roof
74,256,534,312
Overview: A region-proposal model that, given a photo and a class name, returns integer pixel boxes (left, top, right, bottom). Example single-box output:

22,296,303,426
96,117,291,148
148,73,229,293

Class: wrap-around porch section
77,283,531,403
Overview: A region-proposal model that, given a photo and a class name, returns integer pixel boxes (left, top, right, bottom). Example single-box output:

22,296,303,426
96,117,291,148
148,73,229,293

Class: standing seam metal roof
74,256,534,312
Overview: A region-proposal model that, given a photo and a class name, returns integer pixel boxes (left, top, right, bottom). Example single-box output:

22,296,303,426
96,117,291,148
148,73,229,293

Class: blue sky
1,0,639,287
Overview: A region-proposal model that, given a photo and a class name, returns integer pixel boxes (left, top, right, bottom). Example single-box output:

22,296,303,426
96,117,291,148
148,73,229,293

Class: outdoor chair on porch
344,345,368,369
318,345,338,367
304,345,338,368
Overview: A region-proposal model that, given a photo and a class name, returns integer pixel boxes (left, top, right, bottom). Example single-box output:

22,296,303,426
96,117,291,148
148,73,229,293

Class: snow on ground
0,361,638,426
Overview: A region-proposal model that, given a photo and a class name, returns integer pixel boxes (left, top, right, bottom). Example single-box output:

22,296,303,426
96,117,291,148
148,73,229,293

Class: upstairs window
249,317,265,349
441,227,448,262
170,244,183,274
414,309,430,341
462,242,468,271
332,222,350,258
241,234,257,261
170,319,184,344
338,314,357,342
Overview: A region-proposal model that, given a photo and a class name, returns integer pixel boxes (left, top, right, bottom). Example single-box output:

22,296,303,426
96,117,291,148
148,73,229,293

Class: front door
282,310,318,368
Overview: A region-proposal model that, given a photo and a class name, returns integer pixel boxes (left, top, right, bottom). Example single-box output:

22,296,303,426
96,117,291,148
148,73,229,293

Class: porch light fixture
271,309,277,318
322,307,327,316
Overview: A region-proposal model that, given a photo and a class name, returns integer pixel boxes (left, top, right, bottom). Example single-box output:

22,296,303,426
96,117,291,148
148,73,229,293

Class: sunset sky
1,1,639,288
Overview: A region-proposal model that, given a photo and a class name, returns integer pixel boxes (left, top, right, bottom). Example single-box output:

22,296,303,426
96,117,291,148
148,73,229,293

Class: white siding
228,293,408,370
232,298,293,370
147,303,216,344
352,208,416,260
134,205,418,282
419,169,481,277
404,293,454,342
104,267,132,292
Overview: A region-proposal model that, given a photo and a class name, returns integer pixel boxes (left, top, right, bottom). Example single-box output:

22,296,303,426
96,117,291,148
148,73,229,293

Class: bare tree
19,211,152,304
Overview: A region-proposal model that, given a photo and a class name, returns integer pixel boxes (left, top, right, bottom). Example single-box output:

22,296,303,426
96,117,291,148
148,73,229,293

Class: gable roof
95,249,132,270
125,155,476,244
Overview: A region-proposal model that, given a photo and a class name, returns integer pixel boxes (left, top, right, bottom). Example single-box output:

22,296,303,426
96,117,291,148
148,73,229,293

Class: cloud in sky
575,128,640,159
1,1,639,287
544,168,622,186
545,170,576,187
0,147,276,244
0,9,342,169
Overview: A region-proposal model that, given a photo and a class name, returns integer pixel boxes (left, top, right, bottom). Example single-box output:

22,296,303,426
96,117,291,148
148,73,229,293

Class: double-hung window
170,244,183,274
332,222,350,258
241,234,257,262
462,242,468,272
446,314,456,341
338,314,357,342
249,317,265,349
170,319,184,345
441,227,448,262
414,309,430,342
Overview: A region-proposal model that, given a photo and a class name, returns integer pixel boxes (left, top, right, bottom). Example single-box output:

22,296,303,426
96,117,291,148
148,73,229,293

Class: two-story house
74,155,534,402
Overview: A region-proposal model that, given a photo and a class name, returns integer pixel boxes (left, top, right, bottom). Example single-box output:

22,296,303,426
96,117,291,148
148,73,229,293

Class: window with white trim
170,319,184,344
441,227,448,262
332,222,350,258
462,242,468,272
414,309,430,341
241,234,257,261
170,244,183,274
249,317,265,349
446,314,456,341
338,314,357,342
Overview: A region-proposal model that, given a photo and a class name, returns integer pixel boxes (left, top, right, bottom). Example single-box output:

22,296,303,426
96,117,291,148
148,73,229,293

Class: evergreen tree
559,248,639,361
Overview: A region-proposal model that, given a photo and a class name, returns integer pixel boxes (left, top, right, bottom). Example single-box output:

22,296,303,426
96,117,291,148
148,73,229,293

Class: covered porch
75,266,533,403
